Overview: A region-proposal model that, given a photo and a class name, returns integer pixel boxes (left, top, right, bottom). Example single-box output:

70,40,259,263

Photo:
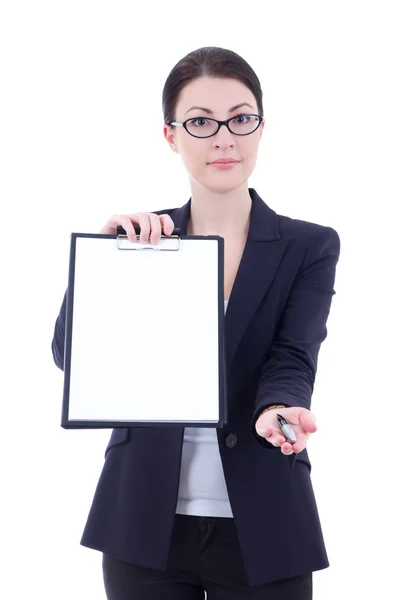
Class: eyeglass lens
186,115,260,137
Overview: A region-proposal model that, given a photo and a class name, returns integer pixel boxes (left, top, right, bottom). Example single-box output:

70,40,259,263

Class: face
164,77,264,193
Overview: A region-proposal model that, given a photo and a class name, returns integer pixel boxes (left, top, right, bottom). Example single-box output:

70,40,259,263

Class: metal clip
116,234,181,251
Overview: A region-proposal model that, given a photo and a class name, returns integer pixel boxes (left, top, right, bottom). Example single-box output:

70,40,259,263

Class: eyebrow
184,102,255,116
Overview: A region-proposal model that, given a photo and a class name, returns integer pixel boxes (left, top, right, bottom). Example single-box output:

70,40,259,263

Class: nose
212,124,235,148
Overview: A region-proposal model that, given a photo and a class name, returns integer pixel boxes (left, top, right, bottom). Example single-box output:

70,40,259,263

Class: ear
163,124,179,154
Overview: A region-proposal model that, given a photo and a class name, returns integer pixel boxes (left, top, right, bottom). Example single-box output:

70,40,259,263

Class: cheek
235,139,259,166
180,141,207,171
243,142,260,166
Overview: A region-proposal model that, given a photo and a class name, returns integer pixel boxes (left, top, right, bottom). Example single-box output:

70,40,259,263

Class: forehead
176,77,256,115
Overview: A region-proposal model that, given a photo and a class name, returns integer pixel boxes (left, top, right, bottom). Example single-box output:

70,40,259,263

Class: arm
51,289,68,371
250,225,341,448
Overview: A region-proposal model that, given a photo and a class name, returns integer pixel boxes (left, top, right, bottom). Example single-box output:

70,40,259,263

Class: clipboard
61,227,227,429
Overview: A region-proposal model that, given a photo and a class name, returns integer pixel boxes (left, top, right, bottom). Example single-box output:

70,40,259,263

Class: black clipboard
61,227,227,429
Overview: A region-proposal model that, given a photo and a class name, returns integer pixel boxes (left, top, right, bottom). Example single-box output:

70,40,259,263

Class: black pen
276,414,297,468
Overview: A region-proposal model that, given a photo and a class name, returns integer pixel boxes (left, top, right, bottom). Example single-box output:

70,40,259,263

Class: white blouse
175,300,233,518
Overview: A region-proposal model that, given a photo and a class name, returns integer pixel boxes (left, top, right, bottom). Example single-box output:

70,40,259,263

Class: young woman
52,46,340,599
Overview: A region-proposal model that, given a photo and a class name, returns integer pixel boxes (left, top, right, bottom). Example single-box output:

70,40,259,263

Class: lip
209,159,240,164
209,160,239,170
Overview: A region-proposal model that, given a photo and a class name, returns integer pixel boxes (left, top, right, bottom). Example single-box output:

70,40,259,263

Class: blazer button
225,433,237,448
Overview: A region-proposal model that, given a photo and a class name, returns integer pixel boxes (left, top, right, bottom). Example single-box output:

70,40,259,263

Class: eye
232,114,252,124
189,118,212,127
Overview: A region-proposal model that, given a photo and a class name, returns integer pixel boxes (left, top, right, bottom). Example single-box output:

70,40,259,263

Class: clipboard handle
116,226,181,251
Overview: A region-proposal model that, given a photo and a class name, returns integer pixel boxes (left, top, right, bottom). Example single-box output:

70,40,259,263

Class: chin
190,168,251,194
205,174,249,194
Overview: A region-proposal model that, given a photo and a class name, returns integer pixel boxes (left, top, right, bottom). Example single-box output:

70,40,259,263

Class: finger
263,426,274,440
148,214,162,244
291,442,305,454
119,216,139,243
256,425,275,439
281,442,294,455
136,214,152,243
257,425,289,448
269,433,287,447
159,214,175,236
290,431,311,453
288,431,309,451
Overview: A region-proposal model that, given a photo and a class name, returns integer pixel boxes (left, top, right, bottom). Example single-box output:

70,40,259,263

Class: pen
276,413,297,468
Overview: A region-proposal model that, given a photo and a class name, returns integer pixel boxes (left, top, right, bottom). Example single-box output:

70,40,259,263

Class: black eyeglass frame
167,114,264,139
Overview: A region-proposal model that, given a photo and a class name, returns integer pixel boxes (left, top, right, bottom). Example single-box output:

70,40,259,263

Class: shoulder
152,202,340,258
277,213,341,259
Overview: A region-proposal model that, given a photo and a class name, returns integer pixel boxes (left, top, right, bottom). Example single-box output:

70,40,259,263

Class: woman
52,46,340,599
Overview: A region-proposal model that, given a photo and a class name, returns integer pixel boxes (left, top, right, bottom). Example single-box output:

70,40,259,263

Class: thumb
299,409,317,433
255,421,274,438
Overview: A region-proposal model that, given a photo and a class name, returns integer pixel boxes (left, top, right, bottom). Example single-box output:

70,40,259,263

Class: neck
187,181,252,238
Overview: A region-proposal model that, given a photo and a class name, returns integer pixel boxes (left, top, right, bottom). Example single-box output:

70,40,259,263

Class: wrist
259,404,286,417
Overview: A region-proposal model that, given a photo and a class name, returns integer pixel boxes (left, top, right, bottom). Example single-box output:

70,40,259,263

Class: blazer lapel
170,189,289,373
223,191,289,372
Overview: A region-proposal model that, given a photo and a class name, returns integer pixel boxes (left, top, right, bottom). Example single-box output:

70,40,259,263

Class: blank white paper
67,235,222,423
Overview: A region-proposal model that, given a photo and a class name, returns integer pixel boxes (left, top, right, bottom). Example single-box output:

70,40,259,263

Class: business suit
51,188,340,588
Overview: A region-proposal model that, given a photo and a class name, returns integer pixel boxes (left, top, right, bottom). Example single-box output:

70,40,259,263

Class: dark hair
162,46,263,124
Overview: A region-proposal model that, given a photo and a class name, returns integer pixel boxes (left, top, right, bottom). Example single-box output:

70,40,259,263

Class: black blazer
51,188,340,586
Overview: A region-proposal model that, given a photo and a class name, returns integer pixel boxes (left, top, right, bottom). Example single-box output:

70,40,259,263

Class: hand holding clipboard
99,212,176,245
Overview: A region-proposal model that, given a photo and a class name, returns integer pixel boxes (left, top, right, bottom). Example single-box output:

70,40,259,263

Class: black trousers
102,514,312,599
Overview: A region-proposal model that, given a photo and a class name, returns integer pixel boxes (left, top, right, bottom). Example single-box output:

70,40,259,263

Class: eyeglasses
167,114,264,139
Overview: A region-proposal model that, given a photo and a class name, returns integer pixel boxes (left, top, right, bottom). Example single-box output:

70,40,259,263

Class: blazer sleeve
250,225,341,449
51,289,68,371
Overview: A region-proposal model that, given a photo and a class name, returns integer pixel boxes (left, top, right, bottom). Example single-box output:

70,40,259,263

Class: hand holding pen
255,407,317,457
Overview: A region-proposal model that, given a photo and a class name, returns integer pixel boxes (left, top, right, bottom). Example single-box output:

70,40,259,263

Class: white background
1,1,399,598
